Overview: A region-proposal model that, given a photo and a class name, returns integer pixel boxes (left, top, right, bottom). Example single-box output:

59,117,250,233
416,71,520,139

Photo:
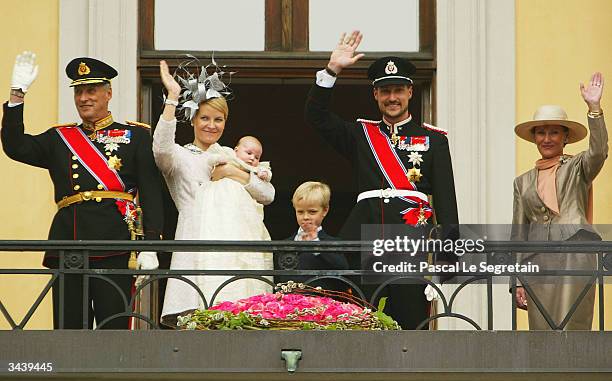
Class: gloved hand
11,51,39,93
424,283,441,302
137,251,159,270
135,251,158,288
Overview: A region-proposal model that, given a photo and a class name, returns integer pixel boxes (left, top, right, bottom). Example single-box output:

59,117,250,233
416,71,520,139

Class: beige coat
511,115,608,330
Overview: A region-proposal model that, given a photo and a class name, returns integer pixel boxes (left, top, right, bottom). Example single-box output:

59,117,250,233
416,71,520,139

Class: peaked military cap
367,56,416,87
65,57,118,87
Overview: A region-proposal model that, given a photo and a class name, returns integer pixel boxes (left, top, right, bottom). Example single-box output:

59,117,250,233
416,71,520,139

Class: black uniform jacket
305,85,458,231
304,84,459,268
275,229,350,292
1,103,164,263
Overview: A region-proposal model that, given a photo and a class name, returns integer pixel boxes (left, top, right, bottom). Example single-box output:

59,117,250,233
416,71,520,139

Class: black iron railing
0,240,610,330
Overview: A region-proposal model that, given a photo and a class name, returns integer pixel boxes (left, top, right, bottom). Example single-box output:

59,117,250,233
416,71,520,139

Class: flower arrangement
176,282,401,330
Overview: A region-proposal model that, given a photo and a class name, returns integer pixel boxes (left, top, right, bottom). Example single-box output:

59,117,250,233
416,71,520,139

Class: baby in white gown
194,136,274,306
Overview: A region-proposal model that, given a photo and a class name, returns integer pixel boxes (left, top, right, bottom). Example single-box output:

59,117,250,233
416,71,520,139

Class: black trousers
359,283,429,330
50,254,133,329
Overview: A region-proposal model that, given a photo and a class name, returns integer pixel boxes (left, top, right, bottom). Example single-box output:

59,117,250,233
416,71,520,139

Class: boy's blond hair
292,181,331,209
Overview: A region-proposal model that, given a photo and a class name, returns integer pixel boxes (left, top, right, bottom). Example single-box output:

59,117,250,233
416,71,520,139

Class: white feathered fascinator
173,54,235,121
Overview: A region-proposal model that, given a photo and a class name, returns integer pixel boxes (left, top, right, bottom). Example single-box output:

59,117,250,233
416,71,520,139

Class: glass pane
154,0,265,51
309,0,419,52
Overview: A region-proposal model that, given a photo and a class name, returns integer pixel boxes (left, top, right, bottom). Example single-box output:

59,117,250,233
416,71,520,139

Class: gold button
95,197,102,202
73,185,80,191
72,173,79,179
97,184,104,190
72,164,78,169
540,206,546,212
543,215,549,221
71,155,77,160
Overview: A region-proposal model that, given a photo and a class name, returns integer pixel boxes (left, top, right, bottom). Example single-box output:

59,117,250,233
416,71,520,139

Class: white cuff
315,69,337,88
7,101,24,107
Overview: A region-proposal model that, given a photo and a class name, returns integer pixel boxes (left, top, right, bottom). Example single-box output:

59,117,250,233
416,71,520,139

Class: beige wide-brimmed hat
514,105,587,144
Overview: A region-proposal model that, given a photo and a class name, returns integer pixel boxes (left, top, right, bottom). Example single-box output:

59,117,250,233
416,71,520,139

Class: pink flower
209,292,367,322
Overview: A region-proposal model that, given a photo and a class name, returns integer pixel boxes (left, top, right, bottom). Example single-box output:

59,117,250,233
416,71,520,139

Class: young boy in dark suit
276,182,349,292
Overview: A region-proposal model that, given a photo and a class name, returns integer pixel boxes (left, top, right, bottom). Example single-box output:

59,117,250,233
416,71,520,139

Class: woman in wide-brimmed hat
511,72,608,330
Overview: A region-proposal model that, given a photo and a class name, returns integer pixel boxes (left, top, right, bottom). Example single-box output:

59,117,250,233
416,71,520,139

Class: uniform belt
357,188,429,203
57,191,134,209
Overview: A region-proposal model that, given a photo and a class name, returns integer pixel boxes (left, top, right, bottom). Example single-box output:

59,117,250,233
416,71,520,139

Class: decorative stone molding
58,0,138,123
436,0,516,330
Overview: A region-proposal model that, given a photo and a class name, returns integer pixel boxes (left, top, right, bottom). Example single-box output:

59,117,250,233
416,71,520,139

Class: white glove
137,251,159,270
11,51,39,93
424,284,441,301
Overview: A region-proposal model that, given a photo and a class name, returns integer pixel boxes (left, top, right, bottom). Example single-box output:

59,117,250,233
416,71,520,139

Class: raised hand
159,60,181,99
328,31,365,74
580,72,604,111
11,51,39,93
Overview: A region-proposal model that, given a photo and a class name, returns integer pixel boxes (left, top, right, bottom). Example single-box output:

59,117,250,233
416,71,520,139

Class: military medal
107,155,123,171
96,129,131,154
104,142,119,152
407,167,422,182
417,208,428,225
391,134,400,146
408,151,423,166
401,136,429,151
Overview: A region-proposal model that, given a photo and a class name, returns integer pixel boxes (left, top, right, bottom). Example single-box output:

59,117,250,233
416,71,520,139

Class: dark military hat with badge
65,57,118,87
367,56,416,87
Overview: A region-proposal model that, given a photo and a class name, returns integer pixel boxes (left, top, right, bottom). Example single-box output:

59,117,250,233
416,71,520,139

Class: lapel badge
107,155,123,171
407,151,423,166
78,62,91,76
407,167,422,182
385,60,398,75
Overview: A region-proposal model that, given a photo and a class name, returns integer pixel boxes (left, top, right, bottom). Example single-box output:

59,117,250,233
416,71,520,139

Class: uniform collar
382,115,412,136
82,113,114,134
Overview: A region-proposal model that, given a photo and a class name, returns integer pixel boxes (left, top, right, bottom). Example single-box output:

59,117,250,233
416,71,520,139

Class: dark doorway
148,79,426,240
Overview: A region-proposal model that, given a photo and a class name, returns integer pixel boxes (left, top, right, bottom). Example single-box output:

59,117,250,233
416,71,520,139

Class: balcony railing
1,240,610,331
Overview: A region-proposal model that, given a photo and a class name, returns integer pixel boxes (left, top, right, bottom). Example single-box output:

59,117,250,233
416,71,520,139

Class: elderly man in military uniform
304,31,459,329
2,52,163,329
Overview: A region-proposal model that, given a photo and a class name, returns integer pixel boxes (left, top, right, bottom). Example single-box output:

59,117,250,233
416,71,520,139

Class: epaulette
52,122,77,128
356,118,382,124
125,120,151,129
423,123,448,136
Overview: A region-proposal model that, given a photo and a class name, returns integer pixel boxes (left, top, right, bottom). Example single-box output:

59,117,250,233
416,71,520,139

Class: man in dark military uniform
2,52,164,329
304,31,459,329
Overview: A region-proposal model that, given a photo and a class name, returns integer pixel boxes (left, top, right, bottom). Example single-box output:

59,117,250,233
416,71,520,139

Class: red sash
56,127,125,191
359,119,433,225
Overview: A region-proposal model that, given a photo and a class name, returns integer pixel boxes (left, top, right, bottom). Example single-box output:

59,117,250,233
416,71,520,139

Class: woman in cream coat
154,61,274,324
512,72,608,330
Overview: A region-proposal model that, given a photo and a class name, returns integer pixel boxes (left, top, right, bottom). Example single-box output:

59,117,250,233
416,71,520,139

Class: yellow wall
0,0,59,329
516,0,612,330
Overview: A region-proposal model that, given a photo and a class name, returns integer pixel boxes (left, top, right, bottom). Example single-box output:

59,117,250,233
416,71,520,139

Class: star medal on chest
107,155,123,171
406,151,423,182
407,167,422,182
408,151,423,166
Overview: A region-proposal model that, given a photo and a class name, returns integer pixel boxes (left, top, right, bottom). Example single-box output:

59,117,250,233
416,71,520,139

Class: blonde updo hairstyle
193,96,229,121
